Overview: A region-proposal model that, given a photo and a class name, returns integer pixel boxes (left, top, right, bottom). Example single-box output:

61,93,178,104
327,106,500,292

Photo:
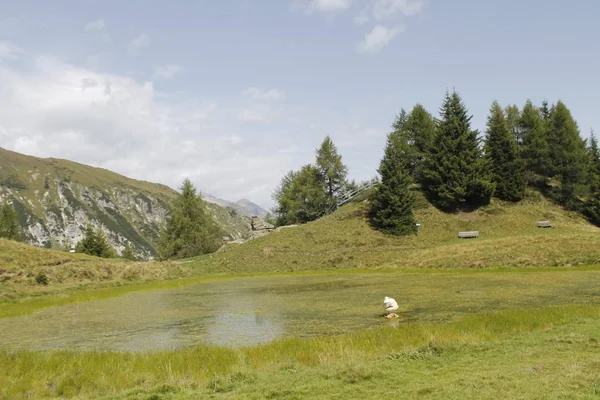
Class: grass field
2,191,600,399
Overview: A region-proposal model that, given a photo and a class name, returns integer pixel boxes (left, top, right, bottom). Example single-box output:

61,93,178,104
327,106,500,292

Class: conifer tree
76,225,115,258
520,100,551,178
370,133,416,235
122,243,137,261
585,131,600,224
0,202,20,241
540,100,552,121
315,136,348,207
504,105,523,145
272,165,328,225
158,179,223,259
484,101,526,202
547,101,588,207
422,91,495,210
587,131,600,188
400,104,436,180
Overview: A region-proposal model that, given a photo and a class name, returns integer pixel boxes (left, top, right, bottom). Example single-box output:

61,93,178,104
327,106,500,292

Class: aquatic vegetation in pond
1,271,599,351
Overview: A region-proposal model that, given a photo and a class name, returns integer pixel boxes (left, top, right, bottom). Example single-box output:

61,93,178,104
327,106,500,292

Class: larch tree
520,100,551,178
315,136,348,208
547,101,588,207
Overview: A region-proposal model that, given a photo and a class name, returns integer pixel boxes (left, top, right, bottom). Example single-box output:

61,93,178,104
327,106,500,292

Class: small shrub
35,273,48,286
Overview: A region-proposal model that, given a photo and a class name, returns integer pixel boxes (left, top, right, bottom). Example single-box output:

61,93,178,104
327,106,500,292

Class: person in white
383,296,399,316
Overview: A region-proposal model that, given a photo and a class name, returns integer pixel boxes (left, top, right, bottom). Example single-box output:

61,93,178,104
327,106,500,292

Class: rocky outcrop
249,216,275,239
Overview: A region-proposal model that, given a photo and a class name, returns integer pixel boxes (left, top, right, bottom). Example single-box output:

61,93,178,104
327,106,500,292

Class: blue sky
0,0,598,208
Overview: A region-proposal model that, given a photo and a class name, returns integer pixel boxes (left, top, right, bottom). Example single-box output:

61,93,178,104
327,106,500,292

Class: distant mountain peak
201,194,268,218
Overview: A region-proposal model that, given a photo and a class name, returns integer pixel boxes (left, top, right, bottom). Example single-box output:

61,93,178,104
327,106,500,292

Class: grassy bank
189,192,600,274
0,238,191,303
1,304,599,399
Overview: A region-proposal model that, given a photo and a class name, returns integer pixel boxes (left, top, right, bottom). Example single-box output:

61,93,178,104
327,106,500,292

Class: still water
1,272,598,351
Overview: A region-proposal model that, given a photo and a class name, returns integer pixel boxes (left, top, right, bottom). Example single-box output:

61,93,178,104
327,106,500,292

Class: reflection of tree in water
205,292,285,347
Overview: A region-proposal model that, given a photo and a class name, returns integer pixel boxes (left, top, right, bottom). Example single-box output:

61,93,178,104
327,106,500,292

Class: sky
0,0,599,209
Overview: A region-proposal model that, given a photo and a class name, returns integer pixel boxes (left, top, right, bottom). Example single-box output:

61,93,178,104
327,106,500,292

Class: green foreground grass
2,304,599,399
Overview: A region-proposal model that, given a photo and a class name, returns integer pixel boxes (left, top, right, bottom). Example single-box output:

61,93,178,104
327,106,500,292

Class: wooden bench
458,231,479,239
536,221,552,228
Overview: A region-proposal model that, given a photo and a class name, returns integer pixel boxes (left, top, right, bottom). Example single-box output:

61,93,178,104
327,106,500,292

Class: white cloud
372,0,425,21
152,64,182,80
293,0,351,13
84,19,105,32
356,24,403,54
130,34,151,49
242,87,286,101
0,43,311,207
0,42,25,60
236,105,283,124
354,14,370,25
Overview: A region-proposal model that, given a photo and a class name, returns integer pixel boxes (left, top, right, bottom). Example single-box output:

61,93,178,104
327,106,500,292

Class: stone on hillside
251,216,274,231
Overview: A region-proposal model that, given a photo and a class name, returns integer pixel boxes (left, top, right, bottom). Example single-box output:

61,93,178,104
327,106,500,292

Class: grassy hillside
0,238,190,303
0,147,251,256
190,190,600,273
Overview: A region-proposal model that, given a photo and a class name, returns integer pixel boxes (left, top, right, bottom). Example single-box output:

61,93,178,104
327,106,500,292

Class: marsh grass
1,304,599,399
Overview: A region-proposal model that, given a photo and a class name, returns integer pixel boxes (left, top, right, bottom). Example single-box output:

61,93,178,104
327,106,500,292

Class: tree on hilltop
315,136,348,208
370,132,416,235
484,101,526,202
421,91,495,210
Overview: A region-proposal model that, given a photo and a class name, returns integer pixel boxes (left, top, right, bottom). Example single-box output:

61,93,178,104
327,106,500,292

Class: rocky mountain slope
0,147,251,259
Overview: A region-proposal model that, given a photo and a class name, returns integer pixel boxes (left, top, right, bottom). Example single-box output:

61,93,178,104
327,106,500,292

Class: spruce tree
315,136,348,208
587,131,600,188
547,101,588,207
76,225,115,258
158,179,223,259
540,100,552,121
585,132,600,224
520,100,551,178
122,243,137,261
370,133,416,235
0,202,20,241
422,91,495,210
485,102,526,202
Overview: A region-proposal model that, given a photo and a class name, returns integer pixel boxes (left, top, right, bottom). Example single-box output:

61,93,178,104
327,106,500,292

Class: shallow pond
1,271,599,351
